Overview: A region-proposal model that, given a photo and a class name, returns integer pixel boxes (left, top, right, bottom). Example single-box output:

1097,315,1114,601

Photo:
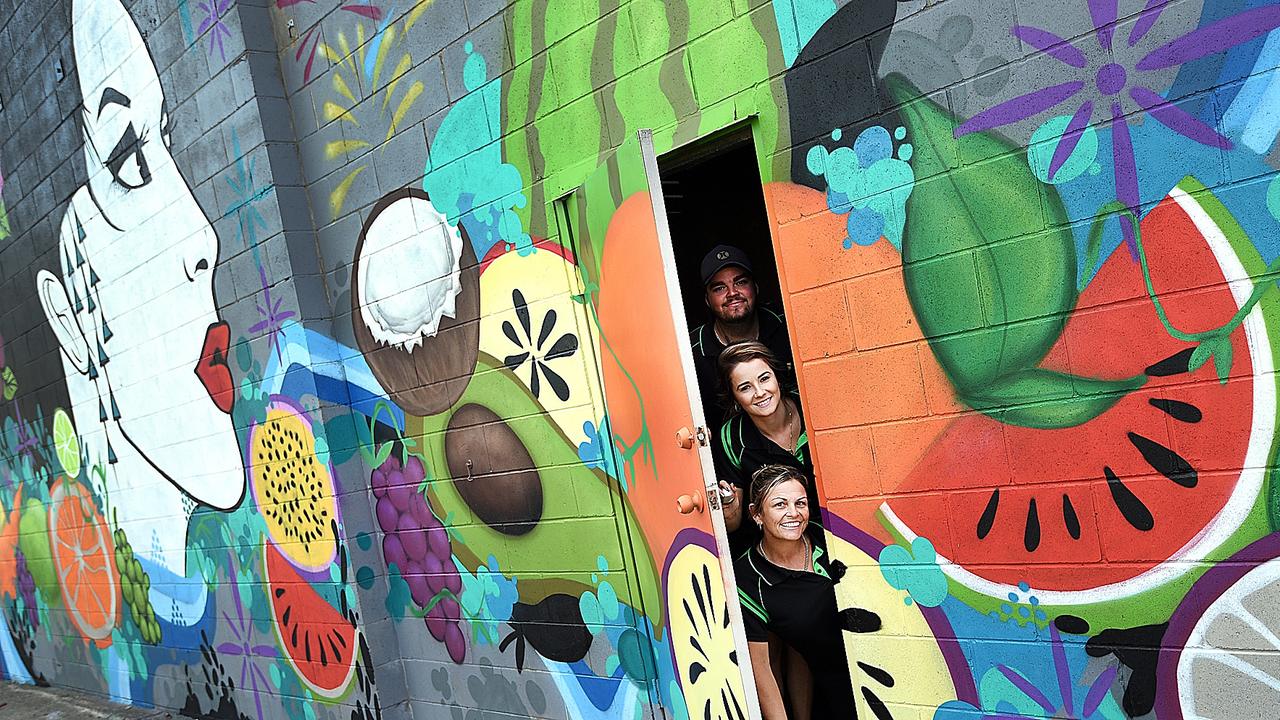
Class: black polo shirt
712,398,818,556
689,306,794,427
734,526,855,716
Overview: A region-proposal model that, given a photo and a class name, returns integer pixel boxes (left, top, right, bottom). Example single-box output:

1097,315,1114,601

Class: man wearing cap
690,244,795,425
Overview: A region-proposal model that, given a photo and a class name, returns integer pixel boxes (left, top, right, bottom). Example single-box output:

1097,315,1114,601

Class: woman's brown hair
715,341,793,415
748,464,810,519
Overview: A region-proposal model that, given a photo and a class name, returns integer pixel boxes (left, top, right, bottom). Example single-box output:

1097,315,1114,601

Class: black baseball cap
699,244,754,285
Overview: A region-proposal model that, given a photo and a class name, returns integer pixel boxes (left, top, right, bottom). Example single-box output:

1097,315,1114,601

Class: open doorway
660,127,784,346
659,125,829,719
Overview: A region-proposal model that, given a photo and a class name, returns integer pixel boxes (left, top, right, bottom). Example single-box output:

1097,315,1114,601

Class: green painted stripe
737,588,768,622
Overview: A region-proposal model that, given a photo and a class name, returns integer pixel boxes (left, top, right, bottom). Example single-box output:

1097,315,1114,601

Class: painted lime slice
52,408,80,479
2,366,16,401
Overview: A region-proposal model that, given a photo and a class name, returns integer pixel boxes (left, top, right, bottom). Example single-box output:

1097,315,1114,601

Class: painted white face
58,0,242,509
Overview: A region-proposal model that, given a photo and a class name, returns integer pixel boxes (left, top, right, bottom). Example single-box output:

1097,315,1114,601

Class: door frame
551,126,765,719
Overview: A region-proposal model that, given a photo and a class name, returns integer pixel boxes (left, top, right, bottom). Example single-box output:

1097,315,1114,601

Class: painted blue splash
0,609,34,684
933,596,1125,720
1058,116,1280,290
1220,29,1280,154
105,643,132,704
773,0,837,66
807,126,914,249
423,43,532,259
878,537,948,607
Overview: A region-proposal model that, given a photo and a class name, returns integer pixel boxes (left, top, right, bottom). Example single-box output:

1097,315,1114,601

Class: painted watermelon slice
265,543,357,698
881,179,1276,604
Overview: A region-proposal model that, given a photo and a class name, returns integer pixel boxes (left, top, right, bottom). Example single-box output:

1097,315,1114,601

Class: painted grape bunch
15,550,37,628
372,454,466,663
113,528,161,644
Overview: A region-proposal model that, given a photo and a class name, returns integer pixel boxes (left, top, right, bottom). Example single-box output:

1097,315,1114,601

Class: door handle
676,491,704,514
676,426,694,449
675,426,708,449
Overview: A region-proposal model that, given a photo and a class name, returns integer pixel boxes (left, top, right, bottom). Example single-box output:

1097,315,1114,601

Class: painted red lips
196,321,235,414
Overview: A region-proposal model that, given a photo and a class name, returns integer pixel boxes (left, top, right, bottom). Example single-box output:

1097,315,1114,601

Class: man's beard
717,301,754,324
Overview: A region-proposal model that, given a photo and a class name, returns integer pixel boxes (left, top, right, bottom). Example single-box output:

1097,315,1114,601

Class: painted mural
0,0,1279,719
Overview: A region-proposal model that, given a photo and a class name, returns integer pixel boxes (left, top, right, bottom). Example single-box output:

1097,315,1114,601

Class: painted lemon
664,530,748,720
826,516,978,719
1157,533,1280,720
249,397,339,571
477,241,598,444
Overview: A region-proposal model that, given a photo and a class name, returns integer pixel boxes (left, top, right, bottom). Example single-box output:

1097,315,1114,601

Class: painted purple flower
218,557,279,720
248,265,296,362
938,625,1120,720
955,2,1280,256
197,0,234,63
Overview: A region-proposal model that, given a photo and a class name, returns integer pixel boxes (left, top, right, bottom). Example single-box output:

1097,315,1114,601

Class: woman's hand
749,641,788,719
718,480,744,532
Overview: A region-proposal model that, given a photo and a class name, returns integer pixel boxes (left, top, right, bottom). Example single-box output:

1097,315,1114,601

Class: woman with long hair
735,464,853,719
712,341,820,555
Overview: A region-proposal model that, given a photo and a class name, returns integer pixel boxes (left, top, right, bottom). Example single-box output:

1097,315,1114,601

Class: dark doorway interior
660,129,783,360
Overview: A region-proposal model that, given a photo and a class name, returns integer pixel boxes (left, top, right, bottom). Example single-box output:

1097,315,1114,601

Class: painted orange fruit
49,478,118,643
595,192,710,573
0,487,21,597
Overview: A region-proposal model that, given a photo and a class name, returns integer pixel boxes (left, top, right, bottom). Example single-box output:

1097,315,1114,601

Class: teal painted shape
774,0,837,66
423,44,532,259
178,0,196,47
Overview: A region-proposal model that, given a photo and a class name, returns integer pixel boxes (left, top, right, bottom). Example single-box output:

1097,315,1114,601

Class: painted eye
106,122,152,189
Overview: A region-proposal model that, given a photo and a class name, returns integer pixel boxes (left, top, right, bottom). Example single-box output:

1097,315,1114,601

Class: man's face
62,0,243,509
704,266,756,324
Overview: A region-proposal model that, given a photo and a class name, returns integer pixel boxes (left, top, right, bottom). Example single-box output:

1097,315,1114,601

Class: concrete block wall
0,1,1278,719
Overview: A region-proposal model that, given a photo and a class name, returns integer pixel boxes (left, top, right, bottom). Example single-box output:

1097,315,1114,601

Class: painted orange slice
49,478,118,643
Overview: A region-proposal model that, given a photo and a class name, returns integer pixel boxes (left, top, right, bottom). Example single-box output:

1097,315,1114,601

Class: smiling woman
735,465,854,719
0,0,243,595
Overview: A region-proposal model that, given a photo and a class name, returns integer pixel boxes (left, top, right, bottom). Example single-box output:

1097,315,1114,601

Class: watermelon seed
329,634,343,662
857,661,894,688
1104,466,1154,531
274,588,285,599
291,624,299,648
1062,494,1081,540
977,489,999,540
1144,348,1194,377
861,686,894,720
1127,432,1197,488
689,661,706,683
1024,498,1041,552
282,606,291,627
1149,398,1201,423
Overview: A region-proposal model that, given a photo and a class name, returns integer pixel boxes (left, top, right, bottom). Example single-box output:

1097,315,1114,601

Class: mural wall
0,0,1277,719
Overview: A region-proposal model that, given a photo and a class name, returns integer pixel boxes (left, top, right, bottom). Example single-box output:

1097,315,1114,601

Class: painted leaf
891,74,1076,384
889,75,1142,428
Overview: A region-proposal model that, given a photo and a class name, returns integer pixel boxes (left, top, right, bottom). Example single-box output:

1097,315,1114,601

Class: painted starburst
319,2,435,218
955,2,1280,256
224,130,275,255
248,265,297,362
197,0,234,63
